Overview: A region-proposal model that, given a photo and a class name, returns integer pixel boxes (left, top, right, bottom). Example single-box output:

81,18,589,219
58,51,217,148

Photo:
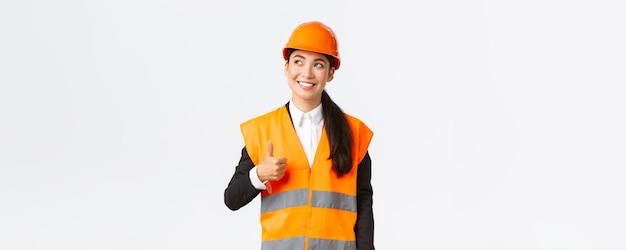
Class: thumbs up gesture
257,141,287,182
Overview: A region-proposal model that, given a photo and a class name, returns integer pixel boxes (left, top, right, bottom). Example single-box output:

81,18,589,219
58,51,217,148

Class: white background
1,0,625,249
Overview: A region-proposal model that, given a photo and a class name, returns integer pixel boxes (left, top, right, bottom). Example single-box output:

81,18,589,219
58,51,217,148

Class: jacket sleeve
355,151,375,250
224,147,262,211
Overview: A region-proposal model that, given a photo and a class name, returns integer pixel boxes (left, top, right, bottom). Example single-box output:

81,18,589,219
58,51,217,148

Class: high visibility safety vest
240,105,373,250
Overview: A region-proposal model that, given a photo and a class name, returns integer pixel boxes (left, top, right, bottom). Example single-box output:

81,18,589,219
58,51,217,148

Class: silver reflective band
309,238,357,250
311,190,357,212
261,236,305,250
261,237,356,250
261,188,309,213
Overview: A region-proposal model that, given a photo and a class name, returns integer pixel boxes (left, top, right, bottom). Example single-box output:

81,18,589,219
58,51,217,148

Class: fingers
266,141,273,157
274,158,287,180
275,157,287,166
260,159,287,182
267,141,286,166
260,141,287,181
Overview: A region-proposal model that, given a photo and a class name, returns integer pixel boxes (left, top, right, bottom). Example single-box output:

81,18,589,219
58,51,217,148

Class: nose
301,65,314,78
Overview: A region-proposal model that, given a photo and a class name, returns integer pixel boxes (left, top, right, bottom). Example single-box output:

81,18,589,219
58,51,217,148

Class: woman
224,20,375,250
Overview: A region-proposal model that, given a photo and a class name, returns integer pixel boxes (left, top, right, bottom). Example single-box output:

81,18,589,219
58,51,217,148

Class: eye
294,60,303,65
314,63,324,68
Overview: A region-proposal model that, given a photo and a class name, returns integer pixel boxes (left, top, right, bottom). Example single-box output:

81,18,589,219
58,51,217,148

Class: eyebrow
293,54,327,63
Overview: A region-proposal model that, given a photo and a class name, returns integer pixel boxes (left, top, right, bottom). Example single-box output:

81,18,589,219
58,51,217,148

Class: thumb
266,141,274,157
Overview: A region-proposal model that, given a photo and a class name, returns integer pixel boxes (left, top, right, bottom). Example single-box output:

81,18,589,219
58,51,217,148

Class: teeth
298,81,314,87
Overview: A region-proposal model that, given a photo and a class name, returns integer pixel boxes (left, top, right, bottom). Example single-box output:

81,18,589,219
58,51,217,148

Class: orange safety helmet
282,21,341,70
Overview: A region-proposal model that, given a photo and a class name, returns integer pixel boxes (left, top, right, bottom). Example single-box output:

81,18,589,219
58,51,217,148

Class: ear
284,61,289,76
327,67,335,82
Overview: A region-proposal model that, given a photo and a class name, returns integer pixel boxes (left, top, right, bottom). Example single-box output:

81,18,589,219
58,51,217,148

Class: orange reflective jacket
240,105,373,250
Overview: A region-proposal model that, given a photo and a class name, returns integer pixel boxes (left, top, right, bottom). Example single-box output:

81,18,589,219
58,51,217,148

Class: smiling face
284,49,335,112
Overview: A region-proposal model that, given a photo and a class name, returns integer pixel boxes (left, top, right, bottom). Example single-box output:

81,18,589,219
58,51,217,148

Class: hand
257,141,287,182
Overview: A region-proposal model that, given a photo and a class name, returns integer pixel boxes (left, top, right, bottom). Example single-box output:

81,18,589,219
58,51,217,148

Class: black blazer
224,103,375,250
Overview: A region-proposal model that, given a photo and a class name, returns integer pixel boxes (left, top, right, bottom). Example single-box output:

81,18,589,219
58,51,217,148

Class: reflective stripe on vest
261,189,357,213
240,105,373,250
262,237,356,250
